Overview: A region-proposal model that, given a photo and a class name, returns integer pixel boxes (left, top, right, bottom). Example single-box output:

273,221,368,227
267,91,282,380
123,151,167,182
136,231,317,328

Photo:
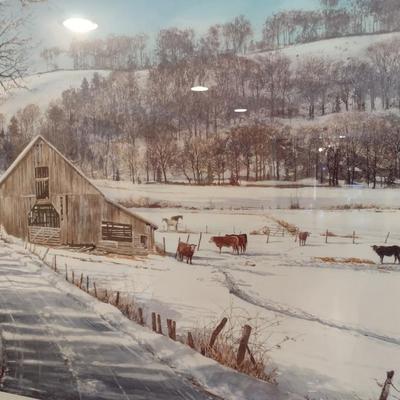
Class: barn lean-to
0,135,157,255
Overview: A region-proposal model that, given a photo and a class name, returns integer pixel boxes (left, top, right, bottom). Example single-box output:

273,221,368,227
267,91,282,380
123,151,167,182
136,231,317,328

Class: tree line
49,0,400,72
2,67,400,188
263,0,400,49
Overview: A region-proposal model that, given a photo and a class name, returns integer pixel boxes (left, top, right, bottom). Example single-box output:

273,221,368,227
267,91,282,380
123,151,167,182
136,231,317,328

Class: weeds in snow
315,256,375,265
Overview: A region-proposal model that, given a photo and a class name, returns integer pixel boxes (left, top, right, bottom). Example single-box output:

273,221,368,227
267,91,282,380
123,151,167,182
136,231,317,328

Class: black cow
371,245,400,264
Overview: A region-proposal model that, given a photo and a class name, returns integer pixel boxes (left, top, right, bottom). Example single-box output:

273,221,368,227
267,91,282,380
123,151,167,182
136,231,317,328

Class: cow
210,235,240,254
176,241,196,264
371,245,400,264
297,231,310,246
225,234,248,253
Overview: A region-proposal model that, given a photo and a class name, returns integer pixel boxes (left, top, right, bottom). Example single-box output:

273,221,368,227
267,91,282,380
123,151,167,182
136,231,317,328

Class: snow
2,31,400,124
0,392,40,399
0,236,302,400
94,179,400,210
2,176,400,397
250,31,400,63
0,70,110,121
22,200,399,399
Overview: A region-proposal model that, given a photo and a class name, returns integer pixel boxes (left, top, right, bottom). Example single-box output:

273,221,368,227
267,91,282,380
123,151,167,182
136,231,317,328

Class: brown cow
225,234,248,253
297,231,310,246
210,236,239,254
176,241,197,264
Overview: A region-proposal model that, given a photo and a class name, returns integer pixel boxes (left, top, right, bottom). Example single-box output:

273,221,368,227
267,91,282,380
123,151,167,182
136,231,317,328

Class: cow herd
173,224,399,266
209,234,248,254
175,234,248,264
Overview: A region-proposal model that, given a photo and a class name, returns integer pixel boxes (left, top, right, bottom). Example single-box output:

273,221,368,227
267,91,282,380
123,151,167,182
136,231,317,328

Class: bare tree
0,1,45,90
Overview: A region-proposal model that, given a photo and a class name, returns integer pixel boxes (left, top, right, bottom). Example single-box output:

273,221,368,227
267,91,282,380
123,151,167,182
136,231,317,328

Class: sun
63,18,98,33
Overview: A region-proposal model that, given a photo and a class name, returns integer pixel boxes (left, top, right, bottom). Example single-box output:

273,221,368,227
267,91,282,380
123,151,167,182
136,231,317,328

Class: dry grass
250,227,270,235
315,256,375,265
178,308,290,385
63,268,280,384
329,203,379,210
184,327,276,383
118,197,180,209
273,218,299,236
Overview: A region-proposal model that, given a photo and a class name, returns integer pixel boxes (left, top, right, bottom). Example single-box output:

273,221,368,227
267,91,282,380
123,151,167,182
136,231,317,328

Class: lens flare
63,18,98,33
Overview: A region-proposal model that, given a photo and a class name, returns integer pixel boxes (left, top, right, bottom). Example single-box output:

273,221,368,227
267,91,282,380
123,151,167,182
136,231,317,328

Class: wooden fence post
163,237,166,254
186,234,190,243
236,325,252,366
115,291,120,307
151,312,157,332
266,231,270,244
93,282,97,298
156,314,162,334
352,230,356,244
175,237,181,259
206,225,208,234
379,370,395,400
172,320,176,341
138,307,144,325
65,265,68,281
198,232,202,250
385,232,390,243
209,317,228,349
167,319,173,339
86,276,89,292
79,273,83,289
72,271,75,285
325,229,328,244
187,332,195,349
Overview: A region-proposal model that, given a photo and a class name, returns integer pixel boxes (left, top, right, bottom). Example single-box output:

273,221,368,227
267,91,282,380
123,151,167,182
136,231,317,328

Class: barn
0,135,157,256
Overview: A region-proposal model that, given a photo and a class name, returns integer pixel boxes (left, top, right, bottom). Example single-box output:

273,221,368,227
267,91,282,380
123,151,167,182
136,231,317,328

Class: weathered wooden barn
0,135,157,256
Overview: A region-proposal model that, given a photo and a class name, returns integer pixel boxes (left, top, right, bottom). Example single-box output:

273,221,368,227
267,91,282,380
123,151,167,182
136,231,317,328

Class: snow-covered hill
250,31,400,63
0,69,110,121
1,32,400,123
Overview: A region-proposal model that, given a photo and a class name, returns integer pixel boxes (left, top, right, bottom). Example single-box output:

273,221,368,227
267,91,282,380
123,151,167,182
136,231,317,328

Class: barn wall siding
0,137,155,254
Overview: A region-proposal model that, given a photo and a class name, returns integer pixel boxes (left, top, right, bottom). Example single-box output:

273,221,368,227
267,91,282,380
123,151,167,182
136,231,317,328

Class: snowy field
95,179,400,210
250,31,400,64
34,187,400,399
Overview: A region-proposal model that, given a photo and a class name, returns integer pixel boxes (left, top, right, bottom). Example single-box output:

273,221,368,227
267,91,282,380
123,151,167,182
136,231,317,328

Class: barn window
101,221,132,242
35,166,49,199
28,204,60,228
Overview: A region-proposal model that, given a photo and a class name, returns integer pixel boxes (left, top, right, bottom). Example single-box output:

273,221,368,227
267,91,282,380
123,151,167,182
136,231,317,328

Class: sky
30,0,320,49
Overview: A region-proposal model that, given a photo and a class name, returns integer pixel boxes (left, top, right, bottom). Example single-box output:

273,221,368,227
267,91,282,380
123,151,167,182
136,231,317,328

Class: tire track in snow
222,270,400,346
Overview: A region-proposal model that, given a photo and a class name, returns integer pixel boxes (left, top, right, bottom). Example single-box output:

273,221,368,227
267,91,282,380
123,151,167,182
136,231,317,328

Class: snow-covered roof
0,135,157,229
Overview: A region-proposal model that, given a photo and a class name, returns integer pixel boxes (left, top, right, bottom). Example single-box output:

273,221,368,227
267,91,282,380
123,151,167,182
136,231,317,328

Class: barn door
28,203,61,246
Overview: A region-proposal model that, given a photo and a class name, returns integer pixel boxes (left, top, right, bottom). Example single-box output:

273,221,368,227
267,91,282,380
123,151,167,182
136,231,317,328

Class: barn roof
0,135,158,229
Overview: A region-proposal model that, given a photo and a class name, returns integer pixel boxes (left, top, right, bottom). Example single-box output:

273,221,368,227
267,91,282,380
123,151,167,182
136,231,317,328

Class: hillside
250,31,400,63
1,31,400,123
0,69,111,121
